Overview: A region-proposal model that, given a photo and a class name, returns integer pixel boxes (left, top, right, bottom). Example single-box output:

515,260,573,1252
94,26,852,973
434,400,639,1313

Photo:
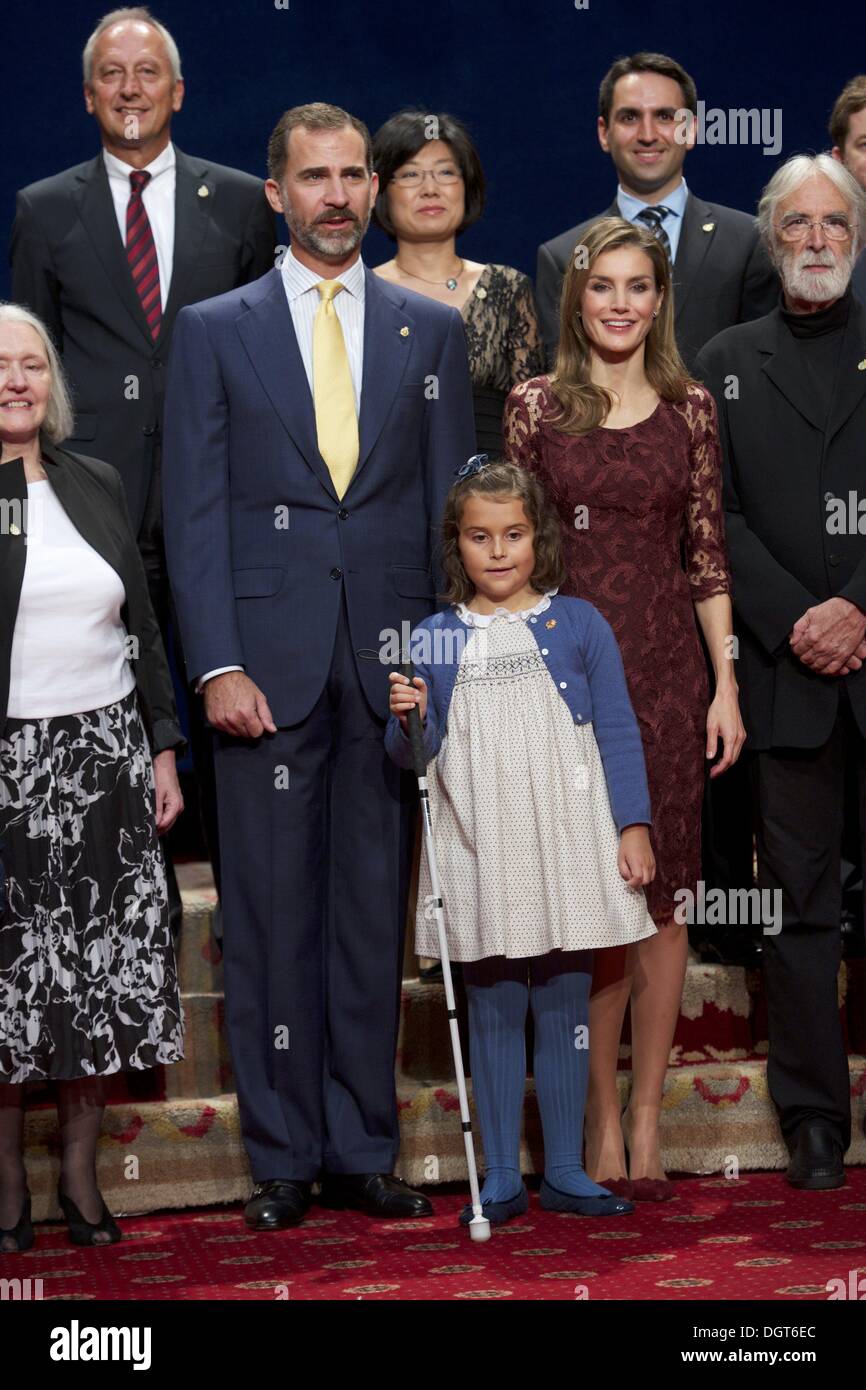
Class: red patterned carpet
12,1168,866,1301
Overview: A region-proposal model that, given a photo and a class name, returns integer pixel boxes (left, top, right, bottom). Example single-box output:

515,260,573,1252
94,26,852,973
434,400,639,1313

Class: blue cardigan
384,593,652,833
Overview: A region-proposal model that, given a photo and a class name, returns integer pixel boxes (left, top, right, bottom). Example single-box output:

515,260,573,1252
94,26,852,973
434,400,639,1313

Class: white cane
401,660,491,1243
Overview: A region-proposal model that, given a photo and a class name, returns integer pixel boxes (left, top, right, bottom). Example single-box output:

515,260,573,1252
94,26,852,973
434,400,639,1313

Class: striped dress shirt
279,244,365,411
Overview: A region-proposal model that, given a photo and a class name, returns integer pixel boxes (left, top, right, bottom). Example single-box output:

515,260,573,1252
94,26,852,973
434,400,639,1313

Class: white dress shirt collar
280,244,366,304
103,140,176,185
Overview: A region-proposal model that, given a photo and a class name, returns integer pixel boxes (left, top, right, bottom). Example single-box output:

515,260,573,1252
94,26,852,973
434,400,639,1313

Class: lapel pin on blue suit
400,326,410,337
197,185,210,199
702,222,715,233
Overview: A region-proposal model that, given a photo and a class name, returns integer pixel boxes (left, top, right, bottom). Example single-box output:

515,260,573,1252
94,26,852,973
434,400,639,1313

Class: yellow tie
312,280,359,498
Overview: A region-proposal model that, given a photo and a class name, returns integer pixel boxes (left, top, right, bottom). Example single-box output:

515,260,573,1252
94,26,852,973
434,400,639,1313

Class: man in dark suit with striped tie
10,7,276,909
536,52,778,370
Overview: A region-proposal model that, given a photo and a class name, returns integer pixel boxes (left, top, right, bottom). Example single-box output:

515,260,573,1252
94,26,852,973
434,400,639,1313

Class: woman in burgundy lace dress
504,219,745,1198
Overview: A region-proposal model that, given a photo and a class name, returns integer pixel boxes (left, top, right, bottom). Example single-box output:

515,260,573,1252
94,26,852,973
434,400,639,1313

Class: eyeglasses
391,166,462,187
777,215,853,242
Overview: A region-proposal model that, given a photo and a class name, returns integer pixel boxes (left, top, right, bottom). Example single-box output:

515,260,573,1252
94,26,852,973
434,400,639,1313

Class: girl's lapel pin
546,619,556,629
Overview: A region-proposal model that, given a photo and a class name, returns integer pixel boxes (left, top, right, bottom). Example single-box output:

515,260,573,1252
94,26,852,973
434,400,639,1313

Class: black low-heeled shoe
540,1178,634,1215
0,1192,34,1254
57,1187,122,1247
459,1184,529,1227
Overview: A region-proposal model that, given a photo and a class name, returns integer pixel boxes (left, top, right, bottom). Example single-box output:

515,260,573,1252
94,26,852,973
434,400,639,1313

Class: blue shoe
539,1177,634,1215
459,1184,529,1226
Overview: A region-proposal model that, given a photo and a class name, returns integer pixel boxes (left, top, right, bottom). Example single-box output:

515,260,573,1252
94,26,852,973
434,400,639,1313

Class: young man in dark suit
695,154,866,1190
10,7,276,906
536,52,778,370
163,104,476,1230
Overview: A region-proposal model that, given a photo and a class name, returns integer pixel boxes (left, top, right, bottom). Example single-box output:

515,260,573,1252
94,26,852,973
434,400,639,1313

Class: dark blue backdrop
3,0,865,300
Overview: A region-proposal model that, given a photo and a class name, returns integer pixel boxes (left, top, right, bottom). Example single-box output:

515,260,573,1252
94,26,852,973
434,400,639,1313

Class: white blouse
7,479,137,718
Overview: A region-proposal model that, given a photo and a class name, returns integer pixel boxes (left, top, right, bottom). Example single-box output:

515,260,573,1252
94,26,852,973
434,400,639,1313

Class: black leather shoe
786,1122,845,1190
244,1180,312,1230
319,1173,433,1217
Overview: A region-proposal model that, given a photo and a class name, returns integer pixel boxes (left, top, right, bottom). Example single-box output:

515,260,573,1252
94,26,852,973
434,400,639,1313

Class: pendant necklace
396,259,465,291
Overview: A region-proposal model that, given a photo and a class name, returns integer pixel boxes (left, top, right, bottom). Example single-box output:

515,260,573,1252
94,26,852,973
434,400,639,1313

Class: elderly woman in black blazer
0,304,184,1252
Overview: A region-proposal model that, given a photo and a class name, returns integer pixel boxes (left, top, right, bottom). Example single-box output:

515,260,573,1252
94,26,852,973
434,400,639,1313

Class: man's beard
780,243,855,303
283,193,370,261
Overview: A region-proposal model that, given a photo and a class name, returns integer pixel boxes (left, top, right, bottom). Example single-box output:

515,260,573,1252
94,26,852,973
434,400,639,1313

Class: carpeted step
175,871,222,995
397,959,866,1082
394,1059,866,1184
22,1059,866,1221
165,961,779,1101
165,993,233,1099
96,873,866,1112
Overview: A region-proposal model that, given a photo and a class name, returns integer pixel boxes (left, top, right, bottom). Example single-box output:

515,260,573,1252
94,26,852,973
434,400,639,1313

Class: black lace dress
461,265,545,453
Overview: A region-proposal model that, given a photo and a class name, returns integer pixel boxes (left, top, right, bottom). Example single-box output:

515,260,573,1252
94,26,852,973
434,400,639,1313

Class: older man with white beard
695,154,866,1190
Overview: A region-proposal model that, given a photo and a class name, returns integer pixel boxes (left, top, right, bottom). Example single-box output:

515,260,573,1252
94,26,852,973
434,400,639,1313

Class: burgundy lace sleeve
503,376,549,475
677,385,732,601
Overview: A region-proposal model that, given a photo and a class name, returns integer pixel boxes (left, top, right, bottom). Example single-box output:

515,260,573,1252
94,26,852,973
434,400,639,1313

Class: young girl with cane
386,457,656,1224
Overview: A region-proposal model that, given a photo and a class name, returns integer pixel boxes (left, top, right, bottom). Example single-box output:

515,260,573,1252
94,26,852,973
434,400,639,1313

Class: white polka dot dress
414,595,656,962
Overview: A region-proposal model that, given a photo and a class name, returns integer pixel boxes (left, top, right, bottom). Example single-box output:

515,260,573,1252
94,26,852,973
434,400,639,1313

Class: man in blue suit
162,103,475,1229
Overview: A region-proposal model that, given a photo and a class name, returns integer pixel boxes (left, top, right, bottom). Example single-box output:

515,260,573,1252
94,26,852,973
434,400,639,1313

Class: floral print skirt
0,691,183,1082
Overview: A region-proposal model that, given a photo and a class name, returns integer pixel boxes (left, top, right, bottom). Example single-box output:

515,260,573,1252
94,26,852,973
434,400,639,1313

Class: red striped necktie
126,169,162,340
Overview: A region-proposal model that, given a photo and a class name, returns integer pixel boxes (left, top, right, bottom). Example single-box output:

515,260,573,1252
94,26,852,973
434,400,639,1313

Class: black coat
0,439,184,754
536,191,778,370
694,299,866,750
10,147,276,532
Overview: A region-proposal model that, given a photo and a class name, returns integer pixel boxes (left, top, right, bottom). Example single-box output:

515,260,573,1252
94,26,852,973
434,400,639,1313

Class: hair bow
454,453,490,479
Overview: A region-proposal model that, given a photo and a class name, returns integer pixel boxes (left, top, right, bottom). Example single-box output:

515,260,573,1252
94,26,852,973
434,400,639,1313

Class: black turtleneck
779,287,852,338
778,288,851,426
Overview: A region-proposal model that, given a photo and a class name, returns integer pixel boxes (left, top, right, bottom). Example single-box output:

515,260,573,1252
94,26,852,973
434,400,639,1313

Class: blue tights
463,951,608,1203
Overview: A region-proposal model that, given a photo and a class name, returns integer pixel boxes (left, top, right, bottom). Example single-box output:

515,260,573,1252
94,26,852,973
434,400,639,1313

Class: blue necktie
636,205,673,261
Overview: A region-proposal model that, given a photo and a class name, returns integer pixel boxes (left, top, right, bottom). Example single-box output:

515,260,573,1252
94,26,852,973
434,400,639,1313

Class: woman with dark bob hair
373,109,544,453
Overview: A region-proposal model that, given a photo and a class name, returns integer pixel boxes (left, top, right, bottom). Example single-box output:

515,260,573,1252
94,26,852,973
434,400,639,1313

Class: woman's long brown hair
550,216,694,435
